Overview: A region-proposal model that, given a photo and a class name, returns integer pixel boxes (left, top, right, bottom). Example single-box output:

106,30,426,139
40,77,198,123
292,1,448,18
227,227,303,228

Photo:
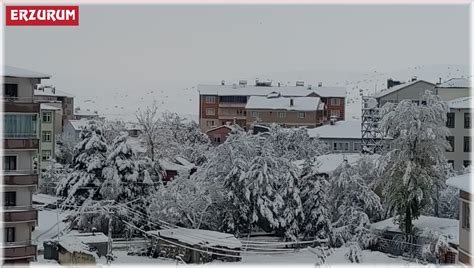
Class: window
330,110,340,118
42,150,52,161
206,108,215,116
446,113,455,128
205,96,216,104
330,98,341,106
462,202,470,230
3,156,16,171
206,121,215,127
4,192,16,207
5,227,15,243
3,114,38,138
3,84,18,98
298,112,306,119
465,113,471,129
464,136,471,152
214,136,221,143
278,112,286,118
447,136,455,152
353,142,362,152
333,142,349,152
220,96,247,103
464,160,471,168
42,112,52,123
251,111,259,118
42,131,52,142
447,160,454,168
67,98,72,104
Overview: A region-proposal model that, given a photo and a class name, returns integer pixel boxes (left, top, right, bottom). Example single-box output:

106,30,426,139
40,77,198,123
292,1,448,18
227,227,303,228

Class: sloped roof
437,78,471,88
67,119,90,131
448,97,472,109
205,125,233,133
447,173,472,194
307,120,361,139
3,65,51,79
147,228,242,249
373,80,435,98
40,103,61,111
34,88,74,98
198,84,346,98
246,96,322,111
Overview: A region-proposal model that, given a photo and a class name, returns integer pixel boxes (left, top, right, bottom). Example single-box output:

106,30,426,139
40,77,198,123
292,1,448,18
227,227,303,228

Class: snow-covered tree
378,91,451,234
39,161,70,195
56,120,108,207
300,158,332,242
55,135,75,165
102,120,127,145
136,102,161,163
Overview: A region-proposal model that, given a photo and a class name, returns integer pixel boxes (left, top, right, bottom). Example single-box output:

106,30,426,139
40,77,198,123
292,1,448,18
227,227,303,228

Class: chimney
296,81,304,87
278,82,281,87
438,77,442,85
239,80,247,87
411,76,417,82
221,80,225,86
308,84,312,90
318,82,323,87
290,98,294,106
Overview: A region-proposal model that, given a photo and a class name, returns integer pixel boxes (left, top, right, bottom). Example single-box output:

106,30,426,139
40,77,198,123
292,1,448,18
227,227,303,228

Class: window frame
464,136,471,153
3,155,17,171
330,98,341,106
333,142,350,152
446,112,455,128
42,131,52,143
330,110,340,118
4,84,18,98
251,111,259,118
206,108,215,116
42,150,52,161
447,136,455,152
353,142,362,152
465,113,471,129
298,112,306,119
462,202,470,230
5,227,15,243
42,112,52,123
4,191,16,207
278,112,286,118
205,96,216,104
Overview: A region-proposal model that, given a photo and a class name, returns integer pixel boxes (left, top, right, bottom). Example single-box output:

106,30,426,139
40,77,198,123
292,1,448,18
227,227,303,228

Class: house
446,173,473,266
435,78,471,101
39,103,60,171
73,107,102,120
62,119,90,144
159,157,197,182
57,237,96,265
206,125,233,145
245,95,326,128
198,79,345,132
446,97,472,170
374,78,436,106
307,120,362,153
146,228,241,263
34,86,75,132
3,65,48,264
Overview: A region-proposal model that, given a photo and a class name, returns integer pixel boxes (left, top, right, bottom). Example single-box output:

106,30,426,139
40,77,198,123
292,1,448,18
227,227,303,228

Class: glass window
206,121,215,127
464,136,471,152
462,202,470,230
42,112,52,123
465,113,471,129
42,131,52,142
278,112,286,118
330,110,340,118
464,160,471,168
4,114,38,138
354,142,362,152
205,96,216,104
5,227,15,243
206,108,215,116
4,84,18,98
446,113,455,128
42,150,52,161
298,112,306,119
333,142,349,151
447,160,454,169
447,136,455,152
251,111,259,118
3,156,16,171
4,192,16,207
330,98,341,106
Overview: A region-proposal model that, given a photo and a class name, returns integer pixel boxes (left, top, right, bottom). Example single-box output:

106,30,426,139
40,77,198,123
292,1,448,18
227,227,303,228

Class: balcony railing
3,172,38,186
2,96,35,103
2,209,38,223
218,102,247,108
3,139,39,150
2,244,37,261
4,101,40,113
3,133,38,139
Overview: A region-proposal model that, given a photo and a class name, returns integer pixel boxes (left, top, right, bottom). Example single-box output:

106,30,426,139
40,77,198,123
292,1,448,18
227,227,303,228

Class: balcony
3,98,39,113
2,243,37,261
2,209,38,223
218,102,247,108
3,170,38,186
218,115,246,120
3,139,39,150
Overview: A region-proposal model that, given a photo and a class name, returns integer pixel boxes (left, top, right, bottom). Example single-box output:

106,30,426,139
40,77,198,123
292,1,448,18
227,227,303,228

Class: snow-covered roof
71,232,109,244
437,78,471,88
371,216,459,245
198,84,346,98
33,193,58,205
447,97,472,109
59,237,92,254
67,119,90,131
446,173,472,194
74,109,98,117
34,88,75,98
147,228,242,249
125,122,141,131
40,103,61,111
205,125,233,133
307,121,361,139
159,158,195,172
174,157,196,169
294,153,380,175
373,80,434,98
3,65,51,79
246,96,322,111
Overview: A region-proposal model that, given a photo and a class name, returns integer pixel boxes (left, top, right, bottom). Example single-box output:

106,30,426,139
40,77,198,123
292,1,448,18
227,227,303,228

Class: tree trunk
405,205,412,235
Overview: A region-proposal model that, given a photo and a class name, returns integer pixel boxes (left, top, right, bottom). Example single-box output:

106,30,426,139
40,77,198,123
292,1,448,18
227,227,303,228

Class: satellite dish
366,98,378,109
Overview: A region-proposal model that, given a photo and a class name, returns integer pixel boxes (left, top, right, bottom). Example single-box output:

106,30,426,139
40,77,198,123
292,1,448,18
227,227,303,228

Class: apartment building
198,79,346,132
39,104,60,171
34,87,75,132
307,120,363,153
2,66,49,264
446,97,472,170
374,78,436,106
245,95,325,128
435,78,471,101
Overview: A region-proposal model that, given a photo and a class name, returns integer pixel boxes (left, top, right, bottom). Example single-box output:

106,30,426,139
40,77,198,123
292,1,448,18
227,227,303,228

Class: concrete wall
377,81,435,106
320,138,361,153
40,108,56,170
245,109,322,128
445,107,471,171
62,123,80,143
4,77,39,100
3,222,32,243
3,186,33,208
436,88,471,101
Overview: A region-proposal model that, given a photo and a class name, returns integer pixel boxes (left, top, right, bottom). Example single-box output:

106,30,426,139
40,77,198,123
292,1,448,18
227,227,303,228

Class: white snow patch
447,173,472,194
447,96,472,109
147,228,242,249
307,120,362,139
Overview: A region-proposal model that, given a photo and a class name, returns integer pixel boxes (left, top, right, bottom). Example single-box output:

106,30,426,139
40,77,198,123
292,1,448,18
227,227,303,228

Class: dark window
447,160,454,168
462,202,470,230
3,84,18,98
464,136,471,152
5,227,15,243
446,113,455,128
465,113,471,129
4,192,16,206
447,136,455,152
3,156,16,171
219,96,247,103
464,160,471,168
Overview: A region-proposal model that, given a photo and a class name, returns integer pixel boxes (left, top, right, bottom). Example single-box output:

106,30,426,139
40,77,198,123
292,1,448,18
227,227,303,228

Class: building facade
2,66,48,264
34,87,75,132
39,104,60,171
307,120,362,153
198,80,346,132
446,97,472,170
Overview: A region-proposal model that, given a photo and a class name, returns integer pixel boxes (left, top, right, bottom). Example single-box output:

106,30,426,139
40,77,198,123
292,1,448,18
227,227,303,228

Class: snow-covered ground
32,207,69,250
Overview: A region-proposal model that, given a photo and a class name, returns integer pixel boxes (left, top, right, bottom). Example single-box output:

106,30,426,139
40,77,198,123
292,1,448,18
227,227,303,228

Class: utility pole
106,208,113,265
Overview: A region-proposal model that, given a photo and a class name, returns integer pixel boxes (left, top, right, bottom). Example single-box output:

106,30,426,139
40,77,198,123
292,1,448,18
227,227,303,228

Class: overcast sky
4,4,471,118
